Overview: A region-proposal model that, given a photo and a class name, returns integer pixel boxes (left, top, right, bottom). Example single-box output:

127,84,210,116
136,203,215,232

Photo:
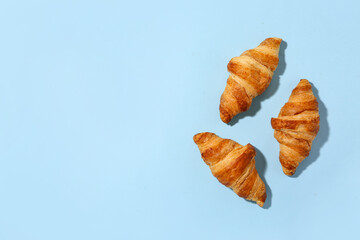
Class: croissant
220,37,282,123
193,132,266,207
271,79,320,176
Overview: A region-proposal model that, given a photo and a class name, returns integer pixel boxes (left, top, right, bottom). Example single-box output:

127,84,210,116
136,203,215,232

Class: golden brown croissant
193,132,266,207
271,79,320,176
220,37,282,123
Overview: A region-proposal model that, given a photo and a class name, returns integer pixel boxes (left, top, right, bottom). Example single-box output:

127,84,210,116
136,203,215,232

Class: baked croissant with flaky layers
220,37,282,123
193,132,266,207
271,79,320,176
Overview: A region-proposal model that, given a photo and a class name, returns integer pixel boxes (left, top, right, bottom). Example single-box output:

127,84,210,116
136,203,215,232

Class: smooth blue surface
0,0,359,239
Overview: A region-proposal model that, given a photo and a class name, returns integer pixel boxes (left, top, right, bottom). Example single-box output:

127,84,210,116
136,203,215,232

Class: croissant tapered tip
193,132,214,145
220,112,231,124
219,100,232,123
266,37,282,41
270,117,276,127
257,200,265,207
260,37,282,49
193,133,203,143
256,183,267,207
282,166,296,176
299,79,310,84
255,191,266,207
296,79,314,91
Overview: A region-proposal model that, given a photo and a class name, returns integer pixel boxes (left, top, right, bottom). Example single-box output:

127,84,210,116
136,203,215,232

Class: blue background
0,0,359,239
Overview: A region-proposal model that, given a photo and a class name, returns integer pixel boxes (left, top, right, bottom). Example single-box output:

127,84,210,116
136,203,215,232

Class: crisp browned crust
220,37,282,123
271,79,320,176
193,132,266,207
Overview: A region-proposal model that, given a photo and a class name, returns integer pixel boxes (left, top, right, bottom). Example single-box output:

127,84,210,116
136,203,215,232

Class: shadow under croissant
290,83,330,178
242,147,272,209
229,41,288,126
